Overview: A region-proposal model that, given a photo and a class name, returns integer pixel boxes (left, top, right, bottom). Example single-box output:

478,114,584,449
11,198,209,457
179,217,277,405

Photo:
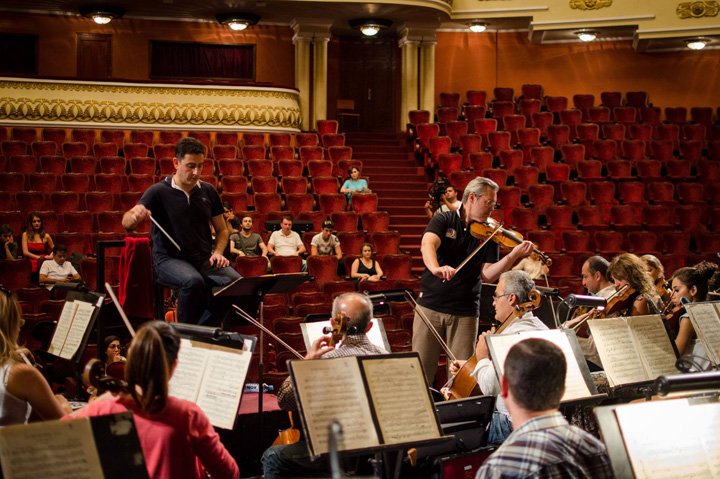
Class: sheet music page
687,402,720,478
686,303,720,366
0,417,104,479
48,301,77,356
195,346,251,430
488,330,592,401
169,338,210,403
587,318,646,387
291,357,379,455
615,399,713,479
58,301,95,360
626,315,678,380
303,319,387,352
361,356,440,445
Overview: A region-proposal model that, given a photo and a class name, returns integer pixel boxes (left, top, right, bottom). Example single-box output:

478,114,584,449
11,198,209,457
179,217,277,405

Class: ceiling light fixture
468,22,488,33
349,19,392,37
686,38,709,50
216,13,260,31
79,5,125,24
575,30,599,42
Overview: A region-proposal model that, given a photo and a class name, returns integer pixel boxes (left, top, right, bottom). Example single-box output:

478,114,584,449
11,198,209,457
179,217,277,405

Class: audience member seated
511,251,549,280
1,287,71,426
39,244,82,291
21,212,54,280
475,338,612,479
424,184,461,219
1,224,18,260
311,219,344,275
68,321,240,479
230,214,269,271
219,202,240,263
340,166,369,202
351,242,384,284
268,216,306,271
671,262,720,359
606,253,662,316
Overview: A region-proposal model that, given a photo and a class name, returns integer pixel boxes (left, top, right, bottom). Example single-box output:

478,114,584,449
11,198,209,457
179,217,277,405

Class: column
419,40,437,113
399,37,419,132
292,32,312,131
312,34,330,128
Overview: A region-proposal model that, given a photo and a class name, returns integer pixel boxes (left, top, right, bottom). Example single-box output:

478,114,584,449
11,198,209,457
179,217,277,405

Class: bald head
331,292,373,334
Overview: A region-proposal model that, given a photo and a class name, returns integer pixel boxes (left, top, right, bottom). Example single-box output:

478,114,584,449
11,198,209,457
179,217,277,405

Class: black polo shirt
138,177,223,265
417,208,499,316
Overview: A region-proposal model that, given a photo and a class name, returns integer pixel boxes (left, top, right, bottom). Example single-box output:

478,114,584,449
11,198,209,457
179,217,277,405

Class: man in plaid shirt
476,339,613,479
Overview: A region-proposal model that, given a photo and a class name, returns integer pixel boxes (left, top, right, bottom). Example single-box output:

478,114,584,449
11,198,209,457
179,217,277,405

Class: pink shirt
68,396,239,479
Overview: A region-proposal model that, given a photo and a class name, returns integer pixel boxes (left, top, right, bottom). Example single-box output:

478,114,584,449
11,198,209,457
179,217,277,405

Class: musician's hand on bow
449,360,467,375
475,332,490,360
431,265,456,281
305,334,334,360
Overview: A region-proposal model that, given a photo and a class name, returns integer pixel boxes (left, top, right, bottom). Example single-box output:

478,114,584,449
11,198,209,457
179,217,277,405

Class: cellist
449,271,547,445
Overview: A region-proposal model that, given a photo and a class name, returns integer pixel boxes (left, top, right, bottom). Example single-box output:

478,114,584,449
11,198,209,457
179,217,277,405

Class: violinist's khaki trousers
411,304,478,387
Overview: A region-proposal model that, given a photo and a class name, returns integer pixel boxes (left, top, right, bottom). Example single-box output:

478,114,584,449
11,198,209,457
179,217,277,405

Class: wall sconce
216,13,260,31
79,5,125,24
349,19,392,37
575,30,599,42
468,21,488,33
686,38,709,50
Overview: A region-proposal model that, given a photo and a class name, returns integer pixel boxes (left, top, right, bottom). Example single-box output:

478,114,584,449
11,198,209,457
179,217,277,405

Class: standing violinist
412,177,534,386
606,253,662,316
450,271,547,444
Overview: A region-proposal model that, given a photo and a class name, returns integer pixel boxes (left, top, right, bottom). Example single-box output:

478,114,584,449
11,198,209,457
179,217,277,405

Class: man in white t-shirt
424,185,462,219
39,245,82,291
268,216,306,272
310,220,344,275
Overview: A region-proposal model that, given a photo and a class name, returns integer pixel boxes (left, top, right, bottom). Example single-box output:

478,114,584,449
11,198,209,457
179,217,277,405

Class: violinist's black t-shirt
417,208,499,316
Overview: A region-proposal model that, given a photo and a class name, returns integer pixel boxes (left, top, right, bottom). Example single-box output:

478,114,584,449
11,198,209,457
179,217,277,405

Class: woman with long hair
670,261,720,357
21,212,54,276
71,321,239,479
606,253,662,316
1,287,70,426
351,242,383,283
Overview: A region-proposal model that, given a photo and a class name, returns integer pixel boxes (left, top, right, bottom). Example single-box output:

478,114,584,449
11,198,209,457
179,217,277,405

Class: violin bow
569,284,629,332
450,221,505,280
404,291,457,363
232,305,304,360
105,282,136,337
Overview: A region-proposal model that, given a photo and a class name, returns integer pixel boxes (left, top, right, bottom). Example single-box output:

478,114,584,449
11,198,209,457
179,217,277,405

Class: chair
408,110,431,136
469,152,493,172
642,205,673,234
487,131,511,157
437,154,462,176
545,164,570,197
283,193,312,218
61,142,89,160
464,106,487,133
247,160,274,177
126,157,155,176
38,155,67,176
527,184,555,214
664,107,687,125
212,145,237,161
496,186,522,212
627,231,659,255
331,212,358,232
647,181,675,204
528,146,554,172
517,128,541,158
560,181,587,207
83,191,114,215
60,173,89,193
561,230,591,253
307,256,340,286
518,99,542,119
61,211,93,234
234,256,270,278
588,107,611,123
312,176,339,195
657,124,681,150
0,259,33,291
157,158,176,175
530,112,553,138
513,166,540,194
370,231,400,255
546,125,570,149
31,141,57,160
466,90,487,105
650,140,675,162
498,150,524,176
381,254,413,282
293,132,318,148
445,121,468,149
606,161,634,181
277,160,303,178
98,156,126,175
42,128,68,150
350,194,378,214
253,193,282,217
157,131,182,145
428,136,452,165
322,134,346,149
129,130,154,146
576,160,604,182
677,182,705,205
663,232,690,258
96,211,124,234
491,101,515,121
71,129,97,150
679,140,702,163
270,256,303,274
449,171,476,193
698,161,720,184
221,175,248,193
218,192,247,213
588,181,616,207
560,144,584,169
665,160,694,182
270,146,295,163
280,176,308,195
593,139,618,162
251,176,278,194
307,160,332,178
241,146,267,162
217,159,245,177
318,194,347,215
15,192,44,216
95,174,127,194
617,182,645,208
527,230,557,253
337,232,365,257
2,141,27,159
510,209,539,236
361,211,390,234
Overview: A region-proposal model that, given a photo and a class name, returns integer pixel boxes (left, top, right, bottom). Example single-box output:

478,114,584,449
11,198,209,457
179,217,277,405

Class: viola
83,358,129,395
323,311,351,348
492,289,543,334
469,218,552,267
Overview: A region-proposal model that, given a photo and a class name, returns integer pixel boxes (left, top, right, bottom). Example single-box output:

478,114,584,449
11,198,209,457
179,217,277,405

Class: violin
661,289,682,338
568,284,636,333
655,278,673,312
469,218,552,267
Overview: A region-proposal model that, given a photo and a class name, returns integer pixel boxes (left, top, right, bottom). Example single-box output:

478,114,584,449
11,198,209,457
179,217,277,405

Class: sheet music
58,301,95,360
687,402,720,478
302,319,388,353
0,417,104,479
487,330,592,401
196,346,251,430
588,318,647,387
361,357,440,445
48,301,78,356
169,338,210,403
627,315,678,380
615,399,714,479
687,303,720,366
291,357,379,455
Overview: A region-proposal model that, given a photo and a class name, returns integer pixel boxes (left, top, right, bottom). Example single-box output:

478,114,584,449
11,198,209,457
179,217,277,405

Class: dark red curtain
151,41,254,81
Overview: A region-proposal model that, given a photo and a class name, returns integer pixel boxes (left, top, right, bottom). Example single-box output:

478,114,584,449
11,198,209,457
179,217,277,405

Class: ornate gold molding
677,0,719,18
570,0,613,10
0,78,301,131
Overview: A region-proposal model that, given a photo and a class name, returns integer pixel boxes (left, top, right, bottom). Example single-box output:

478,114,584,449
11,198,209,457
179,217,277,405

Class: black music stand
214,273,310,447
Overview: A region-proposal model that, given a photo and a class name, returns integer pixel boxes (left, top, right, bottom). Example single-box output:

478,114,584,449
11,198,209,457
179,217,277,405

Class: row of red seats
439,89,659,109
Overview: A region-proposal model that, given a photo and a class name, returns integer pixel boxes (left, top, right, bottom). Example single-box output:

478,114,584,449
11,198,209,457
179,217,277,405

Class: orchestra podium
214,273,310,453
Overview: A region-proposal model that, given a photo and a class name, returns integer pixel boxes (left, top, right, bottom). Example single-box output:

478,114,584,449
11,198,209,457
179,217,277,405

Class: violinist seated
606,253,662,317
642,254,673,311
262,292,387,479
67,321,239,479
670,262,720,360
449,271,547,445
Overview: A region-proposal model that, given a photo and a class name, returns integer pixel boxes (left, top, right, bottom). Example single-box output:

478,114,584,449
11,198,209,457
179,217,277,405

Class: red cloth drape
119,237,154,319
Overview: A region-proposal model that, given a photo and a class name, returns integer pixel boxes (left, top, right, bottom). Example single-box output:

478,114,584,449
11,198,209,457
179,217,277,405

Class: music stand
214,273,310,446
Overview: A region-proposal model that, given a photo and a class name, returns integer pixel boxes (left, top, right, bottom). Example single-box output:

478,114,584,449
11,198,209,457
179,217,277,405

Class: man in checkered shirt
476,338,612,479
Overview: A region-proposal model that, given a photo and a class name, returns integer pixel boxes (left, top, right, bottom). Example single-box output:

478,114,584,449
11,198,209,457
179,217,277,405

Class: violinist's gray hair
500,270,535,304
462,177,499,203
331,292,373,334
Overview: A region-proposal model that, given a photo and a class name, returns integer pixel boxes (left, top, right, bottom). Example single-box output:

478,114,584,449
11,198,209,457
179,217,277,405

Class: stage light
575,30,599,42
